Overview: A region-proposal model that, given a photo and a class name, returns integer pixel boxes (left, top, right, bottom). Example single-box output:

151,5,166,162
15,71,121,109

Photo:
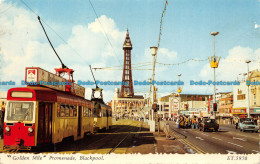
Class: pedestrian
177,117,180,128
0,107,5,139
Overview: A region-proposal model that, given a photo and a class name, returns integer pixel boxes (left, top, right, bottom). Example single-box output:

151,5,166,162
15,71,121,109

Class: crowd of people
175,115,202,129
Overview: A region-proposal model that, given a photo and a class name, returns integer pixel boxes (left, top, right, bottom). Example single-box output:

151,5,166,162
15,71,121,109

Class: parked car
239,121,258,133
199,118,219,132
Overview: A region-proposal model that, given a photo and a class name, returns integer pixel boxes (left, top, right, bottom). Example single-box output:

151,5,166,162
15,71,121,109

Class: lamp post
210,32,219,119
150,46,158,132
148,78,152,121
177,74,182,116
246,60,251,118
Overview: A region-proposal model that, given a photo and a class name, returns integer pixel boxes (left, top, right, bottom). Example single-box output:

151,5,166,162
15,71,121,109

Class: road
168,122,260,154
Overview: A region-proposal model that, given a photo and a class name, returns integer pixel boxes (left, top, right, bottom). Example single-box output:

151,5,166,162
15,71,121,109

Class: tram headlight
28,127,34,133
5,127,10,132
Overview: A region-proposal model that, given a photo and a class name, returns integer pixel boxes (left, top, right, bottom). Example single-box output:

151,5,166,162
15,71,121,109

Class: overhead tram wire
88,0,122,66
20,0,90,66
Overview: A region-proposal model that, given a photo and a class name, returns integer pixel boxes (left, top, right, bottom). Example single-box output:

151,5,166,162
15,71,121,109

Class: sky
0,0,260,102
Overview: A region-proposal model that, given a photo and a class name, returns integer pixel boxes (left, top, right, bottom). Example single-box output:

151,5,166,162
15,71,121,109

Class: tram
93,102,112,131
89,66,112,132
91,87,112,132
3,86,94,150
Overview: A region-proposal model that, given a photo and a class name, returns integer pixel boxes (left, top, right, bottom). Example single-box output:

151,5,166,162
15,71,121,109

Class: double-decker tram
3,68,94,150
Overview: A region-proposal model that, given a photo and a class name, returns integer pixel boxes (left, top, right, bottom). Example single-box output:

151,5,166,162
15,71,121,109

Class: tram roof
7,86,92,106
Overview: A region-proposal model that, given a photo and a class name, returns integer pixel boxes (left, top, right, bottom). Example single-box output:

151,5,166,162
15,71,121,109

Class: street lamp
246,60,251,118
148,78,152,121
149,46,158,132
210,31,220,119
177,74,182,116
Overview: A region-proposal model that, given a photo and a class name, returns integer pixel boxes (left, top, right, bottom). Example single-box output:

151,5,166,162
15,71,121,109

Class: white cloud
0,2,126,101
197,46,260,93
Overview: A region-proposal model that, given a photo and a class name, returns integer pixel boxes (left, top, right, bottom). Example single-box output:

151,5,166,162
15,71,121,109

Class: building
157,100,170,119
218,94,233,124
232,82,249,118
0,91,7,111
113,88,145,119
161,94,211,118
248,69,260,119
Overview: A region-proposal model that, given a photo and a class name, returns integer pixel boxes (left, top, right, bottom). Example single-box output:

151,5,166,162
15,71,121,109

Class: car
238,118,253,129
199,118,219,132
239,121,258,133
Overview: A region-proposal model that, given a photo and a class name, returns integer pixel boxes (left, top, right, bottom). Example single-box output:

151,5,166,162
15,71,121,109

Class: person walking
0,107,5,139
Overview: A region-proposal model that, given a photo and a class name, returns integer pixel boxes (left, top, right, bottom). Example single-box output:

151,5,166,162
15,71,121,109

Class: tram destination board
25,67,85,98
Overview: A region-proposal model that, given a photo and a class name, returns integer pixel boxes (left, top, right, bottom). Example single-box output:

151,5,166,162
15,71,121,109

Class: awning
239,114,248,118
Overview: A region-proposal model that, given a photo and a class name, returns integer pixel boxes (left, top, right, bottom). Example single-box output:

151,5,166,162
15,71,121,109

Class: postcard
0,0,259,164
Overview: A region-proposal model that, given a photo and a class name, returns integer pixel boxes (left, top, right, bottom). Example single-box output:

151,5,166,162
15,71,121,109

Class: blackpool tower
120,29,134,97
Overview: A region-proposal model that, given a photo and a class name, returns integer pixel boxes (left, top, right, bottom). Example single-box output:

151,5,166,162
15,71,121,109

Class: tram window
73,106,77,117
57,104,61,116
83,107,87,117
69,106,74,117
98,109,102,117
88,108,92,117
60,105,65,117
65,105,70,117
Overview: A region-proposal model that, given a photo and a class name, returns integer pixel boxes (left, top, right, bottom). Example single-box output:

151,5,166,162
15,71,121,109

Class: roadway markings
212,137,222,141
195,137,204,141
233,137,247,141
252,150,260,153
235,133,259,140
201,133,209,136
226,150,237,154
227,142,243,148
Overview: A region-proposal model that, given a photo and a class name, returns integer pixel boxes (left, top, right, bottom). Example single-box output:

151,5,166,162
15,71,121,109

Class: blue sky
1,0,260,101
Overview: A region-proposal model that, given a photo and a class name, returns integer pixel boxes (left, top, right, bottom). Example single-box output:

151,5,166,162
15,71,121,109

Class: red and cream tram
3,86,94,150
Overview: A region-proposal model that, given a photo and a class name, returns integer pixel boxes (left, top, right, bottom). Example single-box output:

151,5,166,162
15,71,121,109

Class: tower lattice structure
120,29,134,97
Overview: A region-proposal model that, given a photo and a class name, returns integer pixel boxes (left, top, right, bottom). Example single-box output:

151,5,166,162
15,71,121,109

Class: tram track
108,121,142,154
72,121,142,154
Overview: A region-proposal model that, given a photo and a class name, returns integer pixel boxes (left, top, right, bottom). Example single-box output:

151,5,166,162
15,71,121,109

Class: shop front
250,108,260,121
217,105,232,125
231,108,247,121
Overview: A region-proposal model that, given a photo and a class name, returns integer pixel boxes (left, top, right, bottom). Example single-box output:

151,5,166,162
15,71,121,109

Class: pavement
167,121,260,154
126,121,187,154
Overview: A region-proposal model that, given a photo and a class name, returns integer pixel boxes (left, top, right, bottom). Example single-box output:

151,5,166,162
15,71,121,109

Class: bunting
157,0,168,49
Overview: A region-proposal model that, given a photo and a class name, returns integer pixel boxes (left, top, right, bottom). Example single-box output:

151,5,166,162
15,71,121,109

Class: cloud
0,2,125,102
197,46,260,93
